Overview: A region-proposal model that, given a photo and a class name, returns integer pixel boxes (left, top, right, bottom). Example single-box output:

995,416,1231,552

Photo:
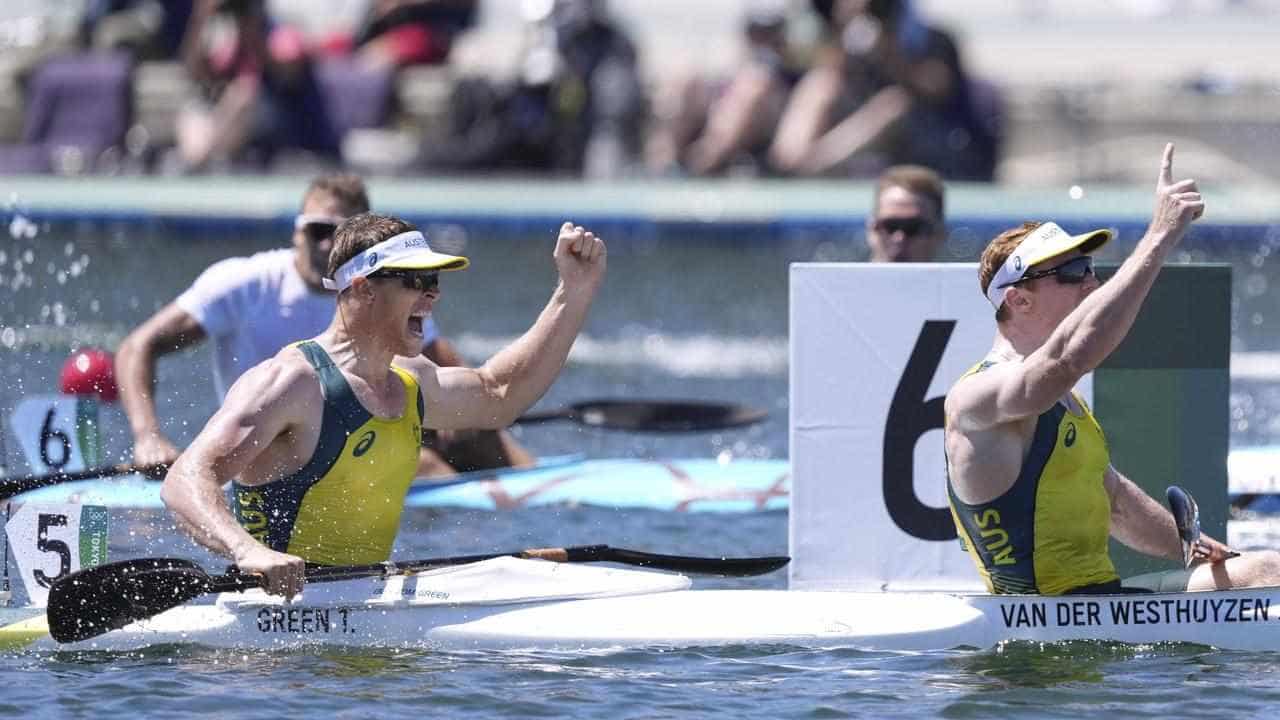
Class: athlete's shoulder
225,345,320,407
945,356,1016,431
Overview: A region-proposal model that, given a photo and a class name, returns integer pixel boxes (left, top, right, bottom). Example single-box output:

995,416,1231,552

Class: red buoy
59,348,119,403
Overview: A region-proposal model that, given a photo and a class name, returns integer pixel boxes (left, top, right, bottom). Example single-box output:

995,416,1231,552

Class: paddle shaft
228,544,790,588
514,400,767,431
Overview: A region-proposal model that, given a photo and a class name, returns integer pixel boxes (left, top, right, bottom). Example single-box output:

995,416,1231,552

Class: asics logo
353,430,376,457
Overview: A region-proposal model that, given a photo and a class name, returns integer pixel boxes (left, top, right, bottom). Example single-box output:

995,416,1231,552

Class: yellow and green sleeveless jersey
233,341,424,565
946,360,1119,595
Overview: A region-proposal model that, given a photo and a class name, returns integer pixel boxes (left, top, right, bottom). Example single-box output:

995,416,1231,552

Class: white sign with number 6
9,394,101,475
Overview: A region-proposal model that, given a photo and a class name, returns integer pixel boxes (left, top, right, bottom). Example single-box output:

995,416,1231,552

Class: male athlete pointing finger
945,144,1280,596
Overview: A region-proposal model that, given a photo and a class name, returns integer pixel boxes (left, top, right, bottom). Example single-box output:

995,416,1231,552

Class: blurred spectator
769,0,998,181
865,164,946,262
78,0,194,60
174,0,337,172
645,0,806,177
317,0,477,69
423,0,645,177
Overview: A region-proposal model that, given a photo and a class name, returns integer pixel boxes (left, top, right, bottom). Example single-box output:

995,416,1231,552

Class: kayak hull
5,558,1280,653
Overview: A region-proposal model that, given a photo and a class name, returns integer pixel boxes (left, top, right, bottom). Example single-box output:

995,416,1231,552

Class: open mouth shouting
408,312,427,338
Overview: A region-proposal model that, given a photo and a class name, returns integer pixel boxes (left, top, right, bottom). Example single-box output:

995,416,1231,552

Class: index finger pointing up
1158,142,1174,188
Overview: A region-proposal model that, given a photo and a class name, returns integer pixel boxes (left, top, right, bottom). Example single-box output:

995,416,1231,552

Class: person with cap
161,215,605,597
866,163,946,262
943,143,1280,596
116,173,532,477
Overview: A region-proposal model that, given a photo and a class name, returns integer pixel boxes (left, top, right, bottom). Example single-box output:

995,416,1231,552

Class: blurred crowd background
0,0,1276,186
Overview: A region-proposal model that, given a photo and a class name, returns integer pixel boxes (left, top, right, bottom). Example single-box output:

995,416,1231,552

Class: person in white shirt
116,172,532,474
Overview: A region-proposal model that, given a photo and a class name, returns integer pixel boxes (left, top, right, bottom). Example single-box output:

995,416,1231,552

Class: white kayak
4,557,1280,654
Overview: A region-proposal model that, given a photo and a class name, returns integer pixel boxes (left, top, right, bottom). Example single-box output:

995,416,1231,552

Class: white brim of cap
322,230,469,291
985,222,1112,309
381,253,469,272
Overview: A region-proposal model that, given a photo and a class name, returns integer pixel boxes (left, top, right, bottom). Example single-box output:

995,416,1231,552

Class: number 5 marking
33,513,72,588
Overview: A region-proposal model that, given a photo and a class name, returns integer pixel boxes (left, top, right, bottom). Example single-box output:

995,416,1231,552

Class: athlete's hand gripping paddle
1167,485,1240,569
1166,486,1201,569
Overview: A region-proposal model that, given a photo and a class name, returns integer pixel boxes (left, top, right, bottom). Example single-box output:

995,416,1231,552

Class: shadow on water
944,640,1194,689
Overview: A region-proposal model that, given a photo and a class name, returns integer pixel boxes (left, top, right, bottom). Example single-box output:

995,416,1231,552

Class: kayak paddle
47,545,790,643
515,399,766,432
1166,485,1201,569
1166,485,1240,569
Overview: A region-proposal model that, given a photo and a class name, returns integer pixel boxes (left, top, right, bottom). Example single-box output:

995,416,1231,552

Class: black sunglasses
998,255,1095,289
368,269,440,293
872,217,933,237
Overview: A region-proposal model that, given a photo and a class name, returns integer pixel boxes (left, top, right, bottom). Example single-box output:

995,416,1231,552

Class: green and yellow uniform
947,361,1119,595
234,341,424,565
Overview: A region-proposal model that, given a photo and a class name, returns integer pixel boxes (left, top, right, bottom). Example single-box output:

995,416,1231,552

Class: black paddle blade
571,400,767,432
1166,486,1200,569
47,559,214,643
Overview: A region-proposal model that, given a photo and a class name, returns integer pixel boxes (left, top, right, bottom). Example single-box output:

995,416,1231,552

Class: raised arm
411,222,606,430
116,303,208,467
953,144,1204,430
160,358,314,597
1026,145,1201,390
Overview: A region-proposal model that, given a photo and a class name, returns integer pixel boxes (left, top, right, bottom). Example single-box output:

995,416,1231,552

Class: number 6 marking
39,407,72,470
883,320,957,541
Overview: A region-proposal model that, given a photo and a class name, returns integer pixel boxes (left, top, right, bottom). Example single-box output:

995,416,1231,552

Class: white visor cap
322,231,469,292
985,222,1112,310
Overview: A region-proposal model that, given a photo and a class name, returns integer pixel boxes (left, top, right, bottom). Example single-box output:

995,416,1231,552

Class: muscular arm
950,145,1204,432
160,358,312,596
116,303,208,465
407,223,605,431
1104,464,1182,561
